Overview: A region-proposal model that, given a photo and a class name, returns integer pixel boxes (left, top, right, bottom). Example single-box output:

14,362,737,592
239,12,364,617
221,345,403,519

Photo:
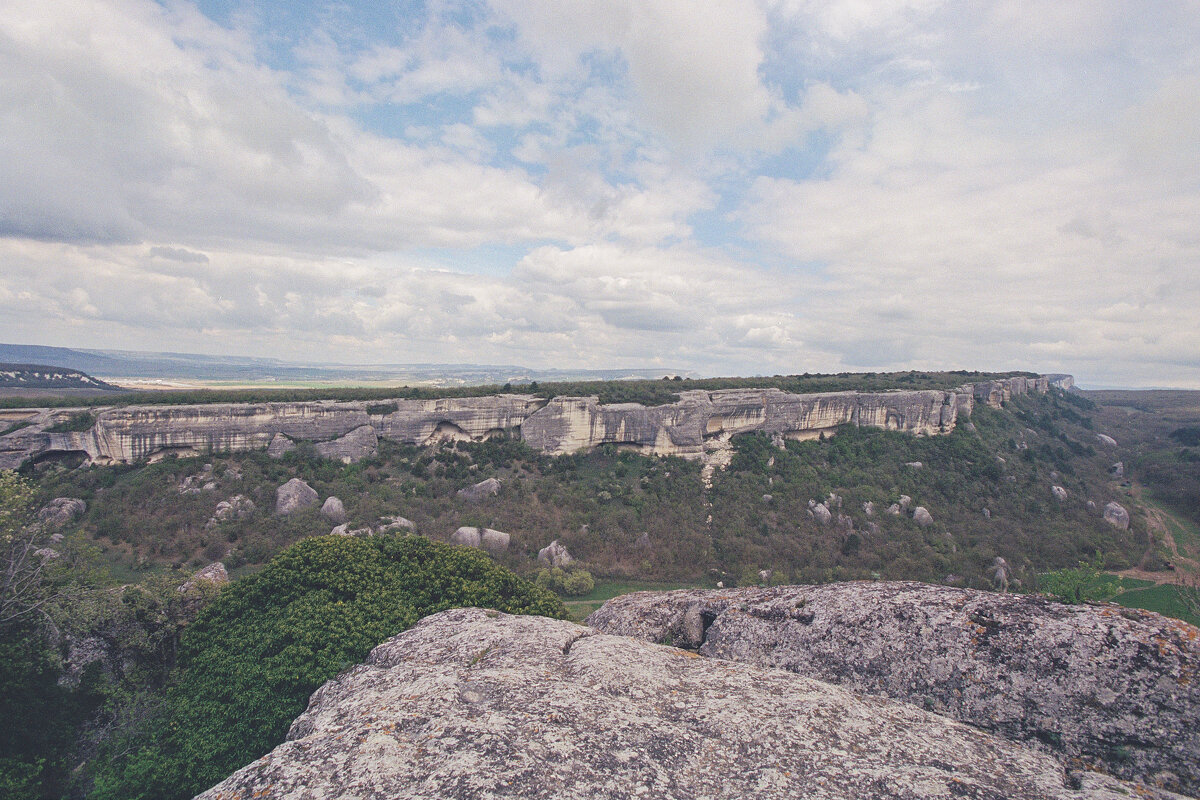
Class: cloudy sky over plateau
1,0,1198,387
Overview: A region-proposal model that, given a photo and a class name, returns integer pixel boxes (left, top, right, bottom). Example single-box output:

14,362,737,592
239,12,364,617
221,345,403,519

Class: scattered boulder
375,515,416,534
330,524,371,537
1096,433,1118,447
983,508,991,519
179,562,229,594
479,528,510,555
207,495,255,527
314,426,378,464
835,513,854,532
1103,501,1130,530
1050,485,1068,503
826,492,842,508
1087,500,1097,512
36,497,86,527
898,495,912,510
275,478,318,515
904,461,923,469
321,497,347,524
267,433,296,459
885,503,901,515
33,547,59,560
457,477,501,502
758,569,773,583
809,502,832,525
588,582,1200,795
912,506,933,527
862,501,875,517
449,527,510,555
198,608,1170,800
1110,462,1124,478
761,494,773,504
538,539,574,568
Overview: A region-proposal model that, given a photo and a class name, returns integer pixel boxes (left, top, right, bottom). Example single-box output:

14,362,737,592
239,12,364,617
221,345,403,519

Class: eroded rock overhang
0,375,1055,468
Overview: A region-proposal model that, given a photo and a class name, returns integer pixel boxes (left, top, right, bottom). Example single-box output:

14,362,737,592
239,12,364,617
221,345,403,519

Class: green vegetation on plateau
0,368,1031,409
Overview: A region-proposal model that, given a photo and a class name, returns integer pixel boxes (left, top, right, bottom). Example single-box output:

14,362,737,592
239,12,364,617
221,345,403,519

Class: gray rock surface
450,527,510,555
809,501,832,525
587,582,1200,794
1051,485,1068,502
537,539,574,568
36,497,86,527
206,494,254,527
1104,501,1130,529
179,562,229,594
1097,433,1118,447
314,425,378,464
275,478,318,515
457,476,501,502
320,496,346,523
195,607,1162,800
375,515,416,534
266,432,295,459
1111,461,1125,478
912,505,933,526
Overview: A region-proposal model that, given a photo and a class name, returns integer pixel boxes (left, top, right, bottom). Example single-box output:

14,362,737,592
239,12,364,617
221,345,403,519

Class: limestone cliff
0,375,1054,469
194,606,1173,800
587,582,1200,795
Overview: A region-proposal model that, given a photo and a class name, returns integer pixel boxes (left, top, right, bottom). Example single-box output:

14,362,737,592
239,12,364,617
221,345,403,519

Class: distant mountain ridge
0,362,117,391
0,343,682,385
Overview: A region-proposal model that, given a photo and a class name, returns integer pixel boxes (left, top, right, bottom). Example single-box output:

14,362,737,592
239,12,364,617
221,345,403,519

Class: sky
1,0,1198,388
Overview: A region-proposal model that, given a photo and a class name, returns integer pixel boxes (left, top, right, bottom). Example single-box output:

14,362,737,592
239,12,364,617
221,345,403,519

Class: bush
535,567,595,597
91,534,565,800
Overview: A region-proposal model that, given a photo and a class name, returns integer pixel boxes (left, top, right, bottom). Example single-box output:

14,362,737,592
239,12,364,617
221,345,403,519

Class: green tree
92,534,565,800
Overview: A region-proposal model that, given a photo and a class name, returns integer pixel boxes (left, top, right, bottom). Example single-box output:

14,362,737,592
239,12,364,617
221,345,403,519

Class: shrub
91,534,565,800
534,567,595,597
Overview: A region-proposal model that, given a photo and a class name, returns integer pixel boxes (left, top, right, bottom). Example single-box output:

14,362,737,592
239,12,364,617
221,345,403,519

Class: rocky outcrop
275,478,318,515
913,505,934,526
537,539,574,568
314,425,377,463
1104,501,1131,529
0,375,1059,469
35,497,86,527
1051,485,1068,502
179,562,229,594
1097,433,1118,447
457,477,501,502
195,607,1163,800
587,582,1200,794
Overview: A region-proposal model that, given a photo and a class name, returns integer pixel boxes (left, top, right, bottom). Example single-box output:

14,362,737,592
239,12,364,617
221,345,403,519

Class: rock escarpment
586,582,1200,795
194,607,1164,800
0,375,1054,469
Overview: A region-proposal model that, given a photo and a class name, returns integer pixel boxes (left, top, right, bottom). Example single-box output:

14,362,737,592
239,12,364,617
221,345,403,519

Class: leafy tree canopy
91,534,565,800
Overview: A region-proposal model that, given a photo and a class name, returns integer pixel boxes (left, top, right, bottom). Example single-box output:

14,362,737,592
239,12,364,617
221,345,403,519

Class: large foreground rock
587,582,1200,795
195,608,1161,800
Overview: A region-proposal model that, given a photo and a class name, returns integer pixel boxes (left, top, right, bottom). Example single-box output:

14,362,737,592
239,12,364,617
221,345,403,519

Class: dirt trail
1117,485,1200,584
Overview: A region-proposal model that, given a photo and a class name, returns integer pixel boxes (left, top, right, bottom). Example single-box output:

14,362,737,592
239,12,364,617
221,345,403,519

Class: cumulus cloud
0,0,1198,387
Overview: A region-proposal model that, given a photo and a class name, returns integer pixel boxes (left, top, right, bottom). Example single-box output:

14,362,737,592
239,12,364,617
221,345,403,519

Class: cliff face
587,582,1200,795
194,606,1166,800
0,375,1052,469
